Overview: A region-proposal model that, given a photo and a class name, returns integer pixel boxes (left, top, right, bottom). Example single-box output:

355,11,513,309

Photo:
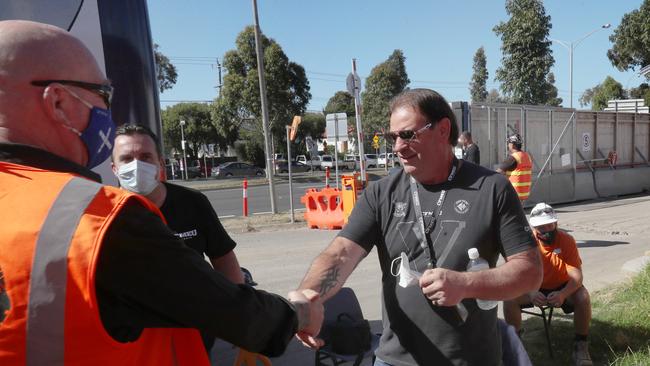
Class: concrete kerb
621,254,650,276
171,170,390,192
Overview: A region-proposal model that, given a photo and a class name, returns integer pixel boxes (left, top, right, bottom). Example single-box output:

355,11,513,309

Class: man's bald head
0,20,102,83
0,20,108,165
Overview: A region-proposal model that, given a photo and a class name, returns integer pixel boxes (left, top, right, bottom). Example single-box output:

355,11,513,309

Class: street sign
326,113,348,142
346,72,361,95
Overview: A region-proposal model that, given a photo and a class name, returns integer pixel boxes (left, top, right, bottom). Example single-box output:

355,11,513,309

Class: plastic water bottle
467,248,498,310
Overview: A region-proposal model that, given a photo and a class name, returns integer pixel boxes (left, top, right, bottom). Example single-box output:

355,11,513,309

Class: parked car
344,154,378,169
276,161,312,173
182,160,203,179
165,162,180,180
364,154,378,168
321,155,355,170
211,162,265,178
378,153,401,167
296,154,322,170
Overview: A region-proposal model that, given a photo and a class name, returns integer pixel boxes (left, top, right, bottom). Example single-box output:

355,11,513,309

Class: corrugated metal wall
463,103,650,206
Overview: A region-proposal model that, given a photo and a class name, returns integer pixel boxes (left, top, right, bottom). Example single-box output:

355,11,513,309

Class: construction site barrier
341,174,362,224
300,187,344,230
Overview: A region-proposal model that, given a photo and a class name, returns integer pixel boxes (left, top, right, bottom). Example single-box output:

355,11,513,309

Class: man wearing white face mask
111,123,245,354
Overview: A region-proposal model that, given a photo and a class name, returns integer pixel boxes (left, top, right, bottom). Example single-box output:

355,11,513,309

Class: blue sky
149,0,647,111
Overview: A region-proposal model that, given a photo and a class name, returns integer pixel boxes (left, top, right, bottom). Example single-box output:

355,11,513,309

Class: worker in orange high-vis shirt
497,134,532,201
504,203,592,366
0,20,322,366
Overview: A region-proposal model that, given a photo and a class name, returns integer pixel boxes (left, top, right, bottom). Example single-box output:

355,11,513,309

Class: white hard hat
529,203,558,227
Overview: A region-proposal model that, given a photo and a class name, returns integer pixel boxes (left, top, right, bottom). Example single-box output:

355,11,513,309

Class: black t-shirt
462,144,480,165
339,160,535,366
160,182,236,259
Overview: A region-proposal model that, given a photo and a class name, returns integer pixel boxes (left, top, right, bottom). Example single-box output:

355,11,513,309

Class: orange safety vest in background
506,151,532,201
0,162,209,366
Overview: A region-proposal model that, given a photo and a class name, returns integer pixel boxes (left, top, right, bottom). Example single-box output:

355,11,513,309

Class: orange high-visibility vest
0,161,209,366
506,151,532,201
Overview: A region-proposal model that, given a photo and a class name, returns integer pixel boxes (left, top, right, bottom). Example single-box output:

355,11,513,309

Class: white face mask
391,252,422,288
116,159,160,195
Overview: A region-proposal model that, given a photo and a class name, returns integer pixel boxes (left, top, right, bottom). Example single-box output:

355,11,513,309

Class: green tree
324,91,355,117
210,98,239,154
219,26,311,163
361,49,410,135
607,0,650,76
324,91,356,136
579,76,626,110
493,0,555,105
485,88,507,103
470,47,489,102
629,83,650,106
629,83,650,99
161,103,215,158
544,72,563,106
154,43,178,93
292,113,326,156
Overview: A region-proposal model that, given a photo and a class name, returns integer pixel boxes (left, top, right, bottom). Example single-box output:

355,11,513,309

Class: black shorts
540,283,575,314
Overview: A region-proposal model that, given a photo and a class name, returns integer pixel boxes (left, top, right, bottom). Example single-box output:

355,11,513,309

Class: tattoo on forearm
318,267,340,297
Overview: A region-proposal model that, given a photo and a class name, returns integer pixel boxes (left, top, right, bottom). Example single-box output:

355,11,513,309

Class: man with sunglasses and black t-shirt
293,88,542,366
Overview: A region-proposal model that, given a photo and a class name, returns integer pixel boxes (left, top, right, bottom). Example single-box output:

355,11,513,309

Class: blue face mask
61,88,116,169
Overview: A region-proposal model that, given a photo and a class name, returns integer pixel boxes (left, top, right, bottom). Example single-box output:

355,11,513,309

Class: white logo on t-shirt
394,202,407,218
175,229,198,239
454,200,470,214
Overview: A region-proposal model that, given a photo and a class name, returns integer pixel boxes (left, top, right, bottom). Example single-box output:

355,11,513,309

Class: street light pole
550,23,611,108
180,119,188,180
252,0,278,213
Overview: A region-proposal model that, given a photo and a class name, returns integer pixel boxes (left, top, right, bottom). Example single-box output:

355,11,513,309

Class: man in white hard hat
504,203,593,366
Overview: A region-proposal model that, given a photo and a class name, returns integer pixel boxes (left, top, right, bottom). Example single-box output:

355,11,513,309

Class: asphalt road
204,181,328,217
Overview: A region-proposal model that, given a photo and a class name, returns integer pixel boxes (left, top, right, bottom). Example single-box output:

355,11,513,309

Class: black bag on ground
328,313,371,355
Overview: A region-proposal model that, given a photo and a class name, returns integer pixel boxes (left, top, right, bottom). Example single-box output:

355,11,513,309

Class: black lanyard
409,158,460,268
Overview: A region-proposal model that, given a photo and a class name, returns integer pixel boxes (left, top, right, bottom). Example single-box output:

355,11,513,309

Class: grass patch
521,264,650,365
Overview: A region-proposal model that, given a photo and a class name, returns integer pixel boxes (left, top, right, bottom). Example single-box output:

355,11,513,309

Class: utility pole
252,0,278,213
351,59,367,185
216,57,223,97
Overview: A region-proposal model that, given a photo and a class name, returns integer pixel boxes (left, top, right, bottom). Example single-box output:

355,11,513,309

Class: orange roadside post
242,178,249,217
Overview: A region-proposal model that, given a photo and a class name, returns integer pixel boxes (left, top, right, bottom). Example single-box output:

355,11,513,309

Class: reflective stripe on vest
26,177,100,366
507,151,532,200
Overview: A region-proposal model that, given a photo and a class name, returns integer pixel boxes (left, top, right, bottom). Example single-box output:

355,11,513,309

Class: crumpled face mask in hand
392,252,422,288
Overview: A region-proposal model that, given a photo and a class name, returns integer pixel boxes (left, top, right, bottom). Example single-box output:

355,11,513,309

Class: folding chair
520,304,555,358
315,288,380,366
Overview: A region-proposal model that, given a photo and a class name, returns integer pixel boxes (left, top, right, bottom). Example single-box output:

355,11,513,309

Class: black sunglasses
31,79,113,109
384,123,433,144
